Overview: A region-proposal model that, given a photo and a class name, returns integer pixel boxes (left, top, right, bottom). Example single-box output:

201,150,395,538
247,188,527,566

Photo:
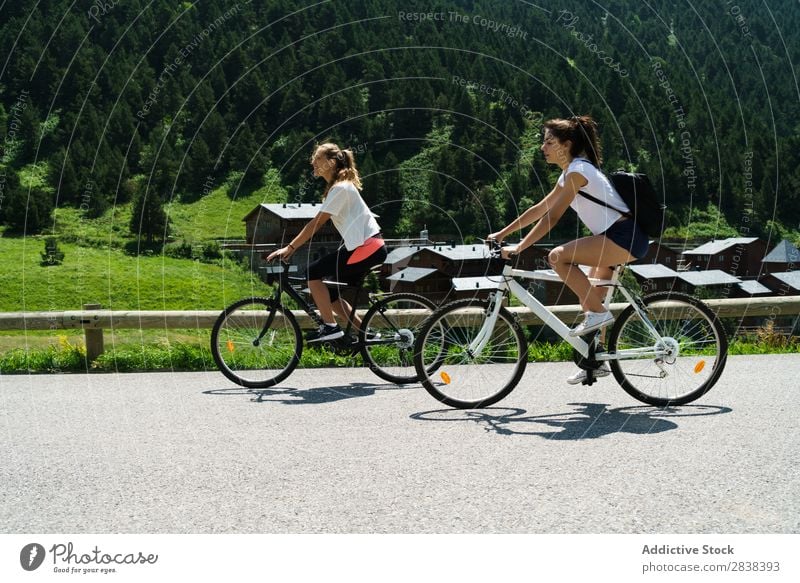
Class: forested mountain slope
1,0,798,243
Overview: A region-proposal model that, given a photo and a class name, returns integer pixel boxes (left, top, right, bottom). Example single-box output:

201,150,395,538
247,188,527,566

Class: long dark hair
543,115,603,167
313,142,362,196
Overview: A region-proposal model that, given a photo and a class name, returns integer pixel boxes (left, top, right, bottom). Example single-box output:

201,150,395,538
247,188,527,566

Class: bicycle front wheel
211,297,301,388
359,292,437,384
413,299,528,409
607,292,728,406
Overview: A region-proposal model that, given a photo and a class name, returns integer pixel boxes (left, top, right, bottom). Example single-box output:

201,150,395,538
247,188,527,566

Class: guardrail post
83,303,104,361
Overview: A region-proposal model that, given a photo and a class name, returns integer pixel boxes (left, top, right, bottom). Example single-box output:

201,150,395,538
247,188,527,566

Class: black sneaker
306,324,344,343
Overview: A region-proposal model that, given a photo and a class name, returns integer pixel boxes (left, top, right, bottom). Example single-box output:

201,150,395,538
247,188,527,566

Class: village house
242,202,340,248
760,271,800,296
675,270,741,297
681,237,766,277
240,203,342,279
760,239,800,275
381,243,576,303
384,244,495,302
633,242,681,270
627,264,681,294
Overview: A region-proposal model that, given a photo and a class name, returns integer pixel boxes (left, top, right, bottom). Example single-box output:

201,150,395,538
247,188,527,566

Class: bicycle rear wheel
413,298,528,409
359,293,437,384
607,292,727,406
211,297,301,388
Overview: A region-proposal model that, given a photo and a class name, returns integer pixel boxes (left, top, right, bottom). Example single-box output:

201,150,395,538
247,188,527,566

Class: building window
665,256,671,263
719,255,725,261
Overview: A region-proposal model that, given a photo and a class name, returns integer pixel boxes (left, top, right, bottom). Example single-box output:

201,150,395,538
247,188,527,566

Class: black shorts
602,218,649,259
306,243,388,300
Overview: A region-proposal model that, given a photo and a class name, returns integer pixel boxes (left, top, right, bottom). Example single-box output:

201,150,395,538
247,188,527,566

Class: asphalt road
1,354,798,534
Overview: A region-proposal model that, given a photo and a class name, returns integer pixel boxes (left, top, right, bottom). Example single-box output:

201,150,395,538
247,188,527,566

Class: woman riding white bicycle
488,115,649,384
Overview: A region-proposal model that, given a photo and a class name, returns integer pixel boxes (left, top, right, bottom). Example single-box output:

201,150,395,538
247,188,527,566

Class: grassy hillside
0,237,266,311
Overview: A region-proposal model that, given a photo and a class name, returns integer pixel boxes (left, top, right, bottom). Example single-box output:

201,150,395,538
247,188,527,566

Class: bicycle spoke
609,293,727,406
414,299,527,408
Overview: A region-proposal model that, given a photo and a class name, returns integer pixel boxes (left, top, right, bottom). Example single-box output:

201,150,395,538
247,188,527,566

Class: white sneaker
566,363,611,385
570,310,615,336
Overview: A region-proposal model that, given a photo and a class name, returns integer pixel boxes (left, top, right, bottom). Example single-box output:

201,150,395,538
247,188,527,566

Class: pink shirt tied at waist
346,234,384,265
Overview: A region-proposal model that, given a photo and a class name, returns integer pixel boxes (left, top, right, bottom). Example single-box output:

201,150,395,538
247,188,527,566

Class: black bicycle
211,263,437,388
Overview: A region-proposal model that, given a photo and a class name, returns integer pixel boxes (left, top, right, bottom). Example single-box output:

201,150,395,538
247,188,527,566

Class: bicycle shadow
203,382,413,405
410,403,732,439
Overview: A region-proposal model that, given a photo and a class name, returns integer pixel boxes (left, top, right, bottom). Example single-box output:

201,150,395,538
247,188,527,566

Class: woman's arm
489,197,550,241
488,178,579,241
266,211,332,262
502,172,585,257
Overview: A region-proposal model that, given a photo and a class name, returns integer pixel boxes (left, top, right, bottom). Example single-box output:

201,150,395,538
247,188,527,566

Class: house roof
765,271,800,291
421,244,492,261
736,280,772,295
384,246,421,265
243,202,324,222
677,270,741,286
762,239,800,264
451,276,502,291
386,267,438,283
627,264,679,279
682,237,759,255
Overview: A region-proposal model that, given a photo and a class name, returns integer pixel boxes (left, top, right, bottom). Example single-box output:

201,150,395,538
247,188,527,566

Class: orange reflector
440,371,451,385
694,360,706,374
226,340,235,353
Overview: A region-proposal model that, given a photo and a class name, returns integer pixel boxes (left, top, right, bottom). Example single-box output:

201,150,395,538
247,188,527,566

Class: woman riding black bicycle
268,142,387,343
488,115,649,384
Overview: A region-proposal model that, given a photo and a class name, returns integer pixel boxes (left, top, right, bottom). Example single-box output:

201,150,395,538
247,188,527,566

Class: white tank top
560,158,630,235
319,181,381,250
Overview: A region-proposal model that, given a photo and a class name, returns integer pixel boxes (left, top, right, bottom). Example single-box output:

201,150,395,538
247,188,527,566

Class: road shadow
410,403,732,439
203,382,414,405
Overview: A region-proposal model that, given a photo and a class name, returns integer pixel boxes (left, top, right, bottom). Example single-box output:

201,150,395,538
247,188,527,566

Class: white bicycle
413,242,728,409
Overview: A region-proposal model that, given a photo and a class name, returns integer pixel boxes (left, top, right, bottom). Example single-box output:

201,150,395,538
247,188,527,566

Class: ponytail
543,115,603,167
314,142,363,196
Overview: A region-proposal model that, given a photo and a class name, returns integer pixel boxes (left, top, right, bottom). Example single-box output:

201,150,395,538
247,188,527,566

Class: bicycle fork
467,290,505,358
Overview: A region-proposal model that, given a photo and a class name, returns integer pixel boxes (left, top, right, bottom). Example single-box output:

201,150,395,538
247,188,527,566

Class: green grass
49,169,289,248
167,169,287,242
0,236,269,311
728,338,799,355
0,335,795,374
51,205,133,248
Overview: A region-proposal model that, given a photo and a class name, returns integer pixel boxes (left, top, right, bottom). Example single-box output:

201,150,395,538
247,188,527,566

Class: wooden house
681,237,766,277
761,239,800,275
627,264,681,294
242,203,342,279
675,270,741,296
760,271,800,296
242,202,340,247
633,242,681,270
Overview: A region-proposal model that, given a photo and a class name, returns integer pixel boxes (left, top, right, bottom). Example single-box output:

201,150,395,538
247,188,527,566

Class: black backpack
578,171,666,238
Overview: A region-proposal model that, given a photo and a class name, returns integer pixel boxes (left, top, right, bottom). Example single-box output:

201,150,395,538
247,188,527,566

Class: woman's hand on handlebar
500,245,519,260
266,245,295,263
487,231,505,244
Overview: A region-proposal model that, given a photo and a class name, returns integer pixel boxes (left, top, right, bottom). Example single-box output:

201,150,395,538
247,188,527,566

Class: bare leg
332,297,363,330
587,265,614,343
309,279,336,324
549,235,634,313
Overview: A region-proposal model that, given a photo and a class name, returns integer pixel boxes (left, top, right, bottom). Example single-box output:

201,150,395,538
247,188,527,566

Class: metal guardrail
0,296,798,360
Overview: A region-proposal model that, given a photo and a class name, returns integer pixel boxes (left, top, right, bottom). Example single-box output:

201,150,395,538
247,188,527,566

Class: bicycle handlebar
480,237,511,262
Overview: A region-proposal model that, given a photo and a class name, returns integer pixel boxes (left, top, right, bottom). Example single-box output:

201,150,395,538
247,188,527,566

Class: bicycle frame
262,265,406,349
479,263,671,361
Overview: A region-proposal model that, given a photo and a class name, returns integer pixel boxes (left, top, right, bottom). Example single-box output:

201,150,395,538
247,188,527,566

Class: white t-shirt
319,181,381,250
560,158,630,235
